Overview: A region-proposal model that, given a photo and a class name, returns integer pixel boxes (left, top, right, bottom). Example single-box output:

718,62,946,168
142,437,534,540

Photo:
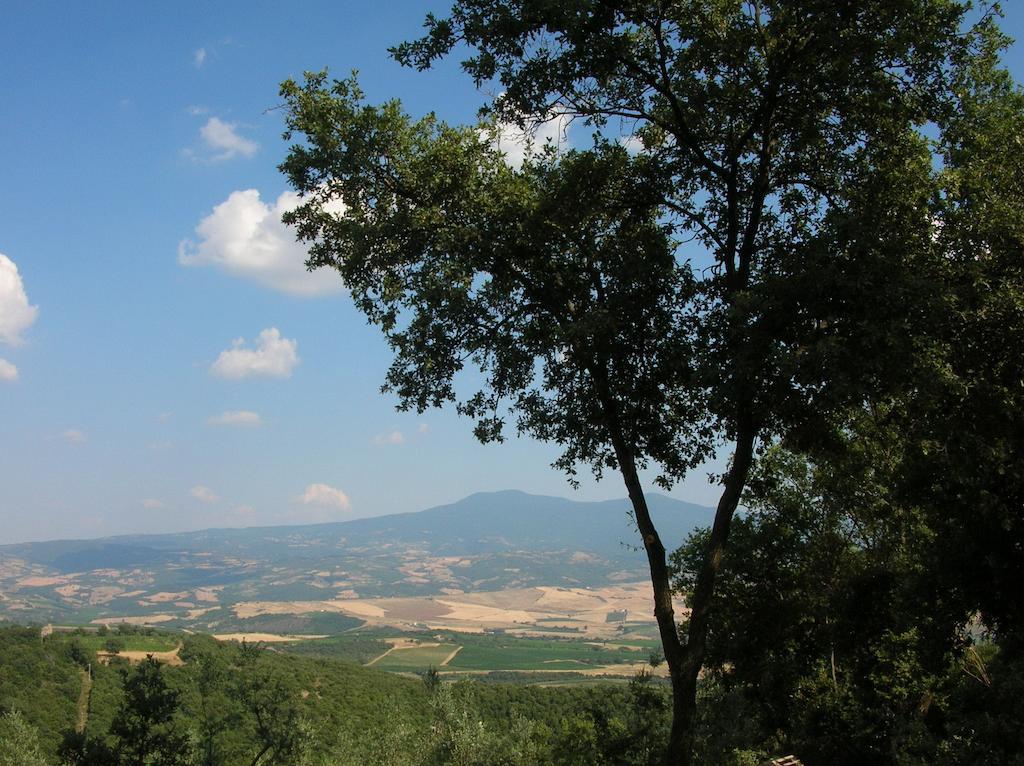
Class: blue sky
1,2,1022,544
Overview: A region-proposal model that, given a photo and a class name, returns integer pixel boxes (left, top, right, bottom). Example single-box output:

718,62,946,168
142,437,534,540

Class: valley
0,490,705,678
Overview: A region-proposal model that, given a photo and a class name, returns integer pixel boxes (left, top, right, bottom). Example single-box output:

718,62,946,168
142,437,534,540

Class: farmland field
372,643,459,670
69,632,180,654
446,637,645,671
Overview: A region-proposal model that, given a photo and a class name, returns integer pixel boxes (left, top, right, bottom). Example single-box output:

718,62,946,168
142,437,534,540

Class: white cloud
418,422,429,434
297,483,351,511
373,430,405,446
198,117,258,161
486,109,572,170
194,47,207,68
185,105,209,116
206,409,262,427
0,253,38,346
210,328,299,379
142,498,166,510
61,429,87,444
232,505,256,520
618,134,645,154
0,359,17,381
191,485,219,504
178,188,343,296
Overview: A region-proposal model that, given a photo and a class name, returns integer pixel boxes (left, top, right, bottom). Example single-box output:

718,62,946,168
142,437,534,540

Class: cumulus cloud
142,498,166,510
0,359,17,381
191,485,219,504
0,253,38,346
61,429,87,444
232,505,256,520
198,117,258,161
486,110,572,170
373,430,405,446
178,188,343,296
618,134,645,154
206,409,262,427
297,483,351,511
210,328,298,380
194,47,207,68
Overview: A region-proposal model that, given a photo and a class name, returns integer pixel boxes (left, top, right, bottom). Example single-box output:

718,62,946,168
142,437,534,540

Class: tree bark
610,425,755,765
674,418,757,765
594,365,757,764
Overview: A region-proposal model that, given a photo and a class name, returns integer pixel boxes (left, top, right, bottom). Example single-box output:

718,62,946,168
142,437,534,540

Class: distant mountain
1,490,714,569
0,491,714,626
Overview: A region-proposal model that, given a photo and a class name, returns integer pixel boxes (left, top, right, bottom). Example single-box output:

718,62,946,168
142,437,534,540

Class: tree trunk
596,362,757,764
673,420,756,765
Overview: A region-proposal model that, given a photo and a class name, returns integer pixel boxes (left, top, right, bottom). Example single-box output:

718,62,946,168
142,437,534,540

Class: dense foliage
672,441,1024,764
0,626,689,765
278,1,1024,760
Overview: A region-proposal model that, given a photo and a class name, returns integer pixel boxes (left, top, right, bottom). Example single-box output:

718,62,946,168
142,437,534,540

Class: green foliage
0,710,49,766
279,3,1024,761
673,440,1024,764
109,657,190,766
280,634,388,667
232,641,311,765
423,683,539,766
57,730,116,766
214,612,363,636
937,645,1024,765
0,627,79,760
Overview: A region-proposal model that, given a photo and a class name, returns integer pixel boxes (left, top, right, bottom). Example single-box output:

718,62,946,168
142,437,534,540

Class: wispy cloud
178,189,344,296
190,485,219,504
210,328,299,380
618,134,645,154
195,117,258,161
232,505,256,521
193,47,207,68
142,498,166,510
484,104,572,170
0,359,17,382
61,429,87,444
206,410,262,427
373,430,405,446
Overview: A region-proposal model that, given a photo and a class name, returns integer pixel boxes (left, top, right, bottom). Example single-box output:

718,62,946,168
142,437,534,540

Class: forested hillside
2,623,1023,765
0,624,679,765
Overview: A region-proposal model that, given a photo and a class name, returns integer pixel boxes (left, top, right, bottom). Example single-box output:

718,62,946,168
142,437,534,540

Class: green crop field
445,637,644,671
372,644,459,670
65,633,180,654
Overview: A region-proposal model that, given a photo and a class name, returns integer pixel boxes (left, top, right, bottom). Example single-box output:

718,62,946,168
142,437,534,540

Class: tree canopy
280,2,1023,762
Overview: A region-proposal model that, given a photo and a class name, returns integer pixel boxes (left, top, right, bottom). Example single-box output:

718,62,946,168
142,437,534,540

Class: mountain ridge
0,489,714,562
0,490,715,626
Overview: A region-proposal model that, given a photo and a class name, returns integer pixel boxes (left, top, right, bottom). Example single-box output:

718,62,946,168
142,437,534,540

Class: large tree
279,2,1017,762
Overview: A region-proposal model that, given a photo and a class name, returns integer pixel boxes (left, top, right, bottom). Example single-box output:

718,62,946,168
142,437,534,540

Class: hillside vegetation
3,622,1023,765
0,624,677,765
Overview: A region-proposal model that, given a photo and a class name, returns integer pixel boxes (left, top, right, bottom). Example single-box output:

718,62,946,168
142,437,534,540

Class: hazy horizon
3,2,1023,544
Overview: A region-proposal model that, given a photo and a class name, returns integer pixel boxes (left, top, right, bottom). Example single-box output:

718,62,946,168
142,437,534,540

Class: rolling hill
0,490,713,630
